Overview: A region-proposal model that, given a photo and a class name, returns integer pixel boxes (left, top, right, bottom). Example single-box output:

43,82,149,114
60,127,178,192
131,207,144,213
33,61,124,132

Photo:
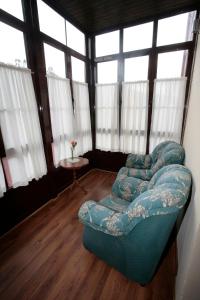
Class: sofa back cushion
148,164,191,191
150,141,185,170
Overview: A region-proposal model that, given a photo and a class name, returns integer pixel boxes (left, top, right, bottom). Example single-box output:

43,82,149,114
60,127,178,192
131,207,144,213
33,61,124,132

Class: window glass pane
0,0,23,20
71,57,85,82
44,43,66,77
0,22,26,67
157,50,188,79
124,56,149,81
150,78,186,152
157,11,196,46
96,84,119,151
37,0,66,44
96,30,119,57
66,21,85,55
97,61,118,84
123,22,153,52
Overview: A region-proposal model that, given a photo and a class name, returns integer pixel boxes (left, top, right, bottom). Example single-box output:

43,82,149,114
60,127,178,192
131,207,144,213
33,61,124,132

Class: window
123,22,153,52
0,65,47,188
0,22,27,67
46,76,74,166
0,0,24,20
66,21,85,55
71,57,85,82
157,50,187,79
44,43,66,77
157,12,196,46
120,81,149,154
124,56,149,81
73,82,92,155
95,30,119,57
97,61,118,84
37,0,66,44
150,78,187,151
96,84,119,151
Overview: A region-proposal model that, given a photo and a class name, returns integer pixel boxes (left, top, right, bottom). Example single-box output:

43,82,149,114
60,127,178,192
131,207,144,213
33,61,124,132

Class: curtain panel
0,64,47,188
96,83,119,152
47,74,74,167
120,80,149,154
150,77,187,152
73,81,92,156
0,160,6,197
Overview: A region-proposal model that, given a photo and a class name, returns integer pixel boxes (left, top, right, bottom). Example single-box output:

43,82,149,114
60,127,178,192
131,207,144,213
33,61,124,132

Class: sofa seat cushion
112,172,149,201
100,195,130,213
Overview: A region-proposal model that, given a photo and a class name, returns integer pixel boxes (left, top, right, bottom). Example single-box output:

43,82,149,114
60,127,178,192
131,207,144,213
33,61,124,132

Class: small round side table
60,157,89,194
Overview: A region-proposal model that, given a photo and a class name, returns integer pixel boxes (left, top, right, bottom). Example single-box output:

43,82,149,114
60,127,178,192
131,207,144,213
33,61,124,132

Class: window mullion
146,19,158,154
118,29,124,144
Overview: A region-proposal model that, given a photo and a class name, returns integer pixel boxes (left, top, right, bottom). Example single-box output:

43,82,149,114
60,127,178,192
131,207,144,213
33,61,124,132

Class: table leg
72,169,87,194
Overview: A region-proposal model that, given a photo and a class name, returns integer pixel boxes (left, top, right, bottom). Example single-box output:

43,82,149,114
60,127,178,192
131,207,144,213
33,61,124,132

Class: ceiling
45,0,200,34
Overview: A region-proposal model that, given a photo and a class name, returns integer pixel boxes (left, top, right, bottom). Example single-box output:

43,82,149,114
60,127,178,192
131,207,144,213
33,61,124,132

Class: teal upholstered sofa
119,141,185,181
78,164,191,284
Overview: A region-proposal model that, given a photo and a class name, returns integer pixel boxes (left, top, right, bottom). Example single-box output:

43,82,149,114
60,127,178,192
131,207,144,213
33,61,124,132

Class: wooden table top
59,157,89,170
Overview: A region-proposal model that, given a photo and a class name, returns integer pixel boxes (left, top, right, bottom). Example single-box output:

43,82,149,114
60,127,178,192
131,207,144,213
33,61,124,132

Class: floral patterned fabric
112,172,149,202
78,164,191,236
121,141,185,181
99,195,130,212
126,154,152,169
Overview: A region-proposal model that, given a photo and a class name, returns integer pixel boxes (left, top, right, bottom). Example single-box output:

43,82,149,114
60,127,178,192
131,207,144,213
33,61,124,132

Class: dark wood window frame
0,0,91,173
0,1,199,168
93,10,199,154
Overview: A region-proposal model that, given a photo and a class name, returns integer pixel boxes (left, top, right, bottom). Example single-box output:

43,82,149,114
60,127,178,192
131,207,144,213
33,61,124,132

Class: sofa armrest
78,200,125,236
126,154,151,169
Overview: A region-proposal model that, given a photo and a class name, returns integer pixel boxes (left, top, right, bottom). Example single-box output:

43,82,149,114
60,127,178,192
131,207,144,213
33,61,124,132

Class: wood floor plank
0,170,176,300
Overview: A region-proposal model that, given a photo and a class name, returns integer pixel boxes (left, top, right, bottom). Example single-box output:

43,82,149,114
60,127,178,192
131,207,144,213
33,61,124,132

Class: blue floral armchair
78,164,191,284
120,141,185,181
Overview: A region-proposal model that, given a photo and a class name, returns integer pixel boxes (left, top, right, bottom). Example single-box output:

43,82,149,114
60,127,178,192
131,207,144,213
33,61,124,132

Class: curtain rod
122,80,149,84
46,73,70,82
0,62,34,74
154,77,187,82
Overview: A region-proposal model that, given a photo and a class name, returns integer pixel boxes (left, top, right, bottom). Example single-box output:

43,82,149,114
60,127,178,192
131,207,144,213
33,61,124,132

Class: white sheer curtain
150,77,187,152
96,83,119,151
0,160,6,197
0,64,47,188
120,81,149,154
73,81,92,155
47,74,74,167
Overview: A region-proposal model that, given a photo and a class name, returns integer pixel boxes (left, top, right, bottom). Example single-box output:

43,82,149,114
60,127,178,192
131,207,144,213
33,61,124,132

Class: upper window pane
0,22,27,67
124,56,149,81
157,12,196,46
37,0,66,44
44,43,66,77
66,21,85,55
157,50,188,79
71,57,85,82
123,22,153,52
97,61,118,84
0,0,23,20
96,30,119,57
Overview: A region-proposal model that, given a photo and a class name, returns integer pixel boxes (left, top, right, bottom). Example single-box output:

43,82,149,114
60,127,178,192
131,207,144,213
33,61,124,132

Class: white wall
175,34,200,300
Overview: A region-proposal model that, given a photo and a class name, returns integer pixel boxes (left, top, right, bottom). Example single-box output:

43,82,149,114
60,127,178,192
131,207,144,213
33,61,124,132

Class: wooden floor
0,170,176,300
